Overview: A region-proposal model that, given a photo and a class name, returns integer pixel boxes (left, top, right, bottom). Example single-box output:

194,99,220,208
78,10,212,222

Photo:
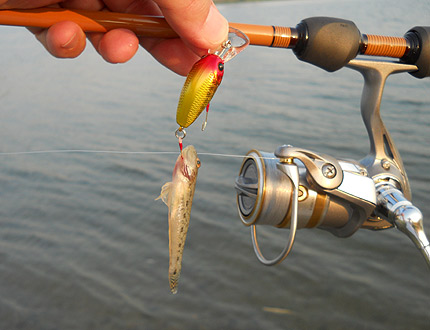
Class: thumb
154,0,229,54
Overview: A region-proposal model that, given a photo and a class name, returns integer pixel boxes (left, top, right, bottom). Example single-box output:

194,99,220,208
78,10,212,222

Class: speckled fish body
156,145,200,294
176,54,224,128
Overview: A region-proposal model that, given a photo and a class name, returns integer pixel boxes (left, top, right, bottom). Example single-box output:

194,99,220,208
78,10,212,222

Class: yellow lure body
176,54,224,128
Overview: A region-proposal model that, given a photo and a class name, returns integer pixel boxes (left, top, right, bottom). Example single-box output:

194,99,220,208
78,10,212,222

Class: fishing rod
0,8,428,76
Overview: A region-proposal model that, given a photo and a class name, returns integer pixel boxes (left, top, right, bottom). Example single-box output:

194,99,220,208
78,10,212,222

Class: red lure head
200,54,225,85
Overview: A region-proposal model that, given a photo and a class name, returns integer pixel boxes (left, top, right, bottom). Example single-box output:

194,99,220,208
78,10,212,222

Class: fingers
89,29,139,63
31,20,86,59
3,1,88,59
30,19,139,63
0,1,61,9
140,37,201,76
4,0,140,63
153,0,229,55
59,0,104,11
138,0,229,75
7,0,229,73
103,0,229,57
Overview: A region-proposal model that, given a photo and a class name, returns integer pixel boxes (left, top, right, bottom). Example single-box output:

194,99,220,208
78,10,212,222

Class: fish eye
196,159,201,168
218,62,224,71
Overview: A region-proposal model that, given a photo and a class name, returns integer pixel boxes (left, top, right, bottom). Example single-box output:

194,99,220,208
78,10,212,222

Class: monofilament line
0,150,178,156
0,149,277,160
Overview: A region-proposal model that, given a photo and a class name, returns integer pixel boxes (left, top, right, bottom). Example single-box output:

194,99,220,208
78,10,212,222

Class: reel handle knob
394,204,430,269
376,182,430,269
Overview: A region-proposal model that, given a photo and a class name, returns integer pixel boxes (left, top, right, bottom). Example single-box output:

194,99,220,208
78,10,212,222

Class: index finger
154,0,229,54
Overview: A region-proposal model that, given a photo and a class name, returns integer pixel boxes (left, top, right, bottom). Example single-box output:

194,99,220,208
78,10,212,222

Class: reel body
235,148,376,237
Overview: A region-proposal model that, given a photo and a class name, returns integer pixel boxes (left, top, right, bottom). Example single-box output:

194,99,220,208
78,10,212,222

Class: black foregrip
294,17,361,72
405,26,430,78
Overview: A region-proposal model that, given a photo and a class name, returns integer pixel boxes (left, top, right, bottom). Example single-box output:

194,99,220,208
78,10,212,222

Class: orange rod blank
0,8,178,38
229,22,276,46
229,22,297,48
0,8,297,48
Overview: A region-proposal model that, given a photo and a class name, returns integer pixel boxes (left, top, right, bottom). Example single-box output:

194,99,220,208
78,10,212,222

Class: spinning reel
235,18,430,269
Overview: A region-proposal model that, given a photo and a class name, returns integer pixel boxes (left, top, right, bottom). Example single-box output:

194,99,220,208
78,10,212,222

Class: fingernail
202,4,229,48
61,32,78,50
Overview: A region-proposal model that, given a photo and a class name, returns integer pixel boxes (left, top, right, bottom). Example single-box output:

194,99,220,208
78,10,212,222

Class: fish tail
169,272,180,294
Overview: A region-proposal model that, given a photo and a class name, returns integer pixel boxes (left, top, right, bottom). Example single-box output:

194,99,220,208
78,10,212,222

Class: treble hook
201,104,210,131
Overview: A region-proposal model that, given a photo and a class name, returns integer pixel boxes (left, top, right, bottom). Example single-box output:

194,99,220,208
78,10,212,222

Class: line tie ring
175,127,186,140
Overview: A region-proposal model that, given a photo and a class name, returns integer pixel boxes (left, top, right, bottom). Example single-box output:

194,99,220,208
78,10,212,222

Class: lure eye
196,159,201,168
218,62,224,71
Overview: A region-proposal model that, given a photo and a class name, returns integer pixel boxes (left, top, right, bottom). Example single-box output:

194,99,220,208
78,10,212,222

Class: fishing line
0,150,178,156
0,149,277,160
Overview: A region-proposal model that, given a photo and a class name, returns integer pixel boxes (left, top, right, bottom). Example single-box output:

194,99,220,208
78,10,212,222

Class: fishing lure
176,53,225,131
156,145,201,294
175,28,249,137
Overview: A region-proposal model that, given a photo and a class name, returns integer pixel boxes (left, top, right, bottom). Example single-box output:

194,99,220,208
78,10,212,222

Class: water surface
0,0,429,329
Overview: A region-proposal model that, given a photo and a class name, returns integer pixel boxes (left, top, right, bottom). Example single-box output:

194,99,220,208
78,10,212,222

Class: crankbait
175,28,249,138
176,53,225,131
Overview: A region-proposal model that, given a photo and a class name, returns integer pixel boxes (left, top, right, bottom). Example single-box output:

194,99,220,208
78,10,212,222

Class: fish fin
155,182,172,206
169,272,180,294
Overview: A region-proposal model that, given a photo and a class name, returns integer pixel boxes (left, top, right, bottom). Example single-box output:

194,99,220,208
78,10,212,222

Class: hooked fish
176,54,225,129
156,145,201,294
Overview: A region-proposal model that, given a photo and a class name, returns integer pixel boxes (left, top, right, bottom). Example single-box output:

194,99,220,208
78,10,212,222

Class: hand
0,0,229,75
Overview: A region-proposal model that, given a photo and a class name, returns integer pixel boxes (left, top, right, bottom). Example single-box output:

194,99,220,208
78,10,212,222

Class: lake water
0,0,429,329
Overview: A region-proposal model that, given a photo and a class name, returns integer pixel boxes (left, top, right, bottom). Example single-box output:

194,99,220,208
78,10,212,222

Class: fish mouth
181,145,197,164
180,145,198,180
182,145,196,158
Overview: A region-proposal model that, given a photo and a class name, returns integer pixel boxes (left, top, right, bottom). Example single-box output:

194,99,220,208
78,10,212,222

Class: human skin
0,0,229,75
